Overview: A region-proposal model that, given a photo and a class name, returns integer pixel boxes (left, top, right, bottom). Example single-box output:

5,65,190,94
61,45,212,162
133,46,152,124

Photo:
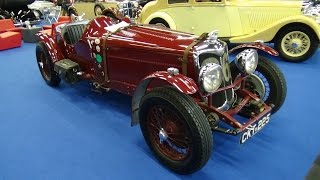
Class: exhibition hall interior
1,0,320,179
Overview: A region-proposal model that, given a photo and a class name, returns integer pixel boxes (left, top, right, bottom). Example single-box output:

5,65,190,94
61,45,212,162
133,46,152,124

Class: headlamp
235,49,258,75
198,63,222,94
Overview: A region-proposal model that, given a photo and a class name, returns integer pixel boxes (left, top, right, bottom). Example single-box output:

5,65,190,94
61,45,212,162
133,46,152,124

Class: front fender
142,12,177,30
37,33,64,63
230,15,320,43
131,71,198,126
229,42,279,56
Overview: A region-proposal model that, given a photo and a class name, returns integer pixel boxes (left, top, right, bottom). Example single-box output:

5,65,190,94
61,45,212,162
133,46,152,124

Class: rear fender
229,42,279,56
37,33,64,63
131,71,198,126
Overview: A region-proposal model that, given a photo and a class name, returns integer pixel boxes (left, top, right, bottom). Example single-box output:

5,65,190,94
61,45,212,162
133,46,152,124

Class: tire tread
139,87,212,174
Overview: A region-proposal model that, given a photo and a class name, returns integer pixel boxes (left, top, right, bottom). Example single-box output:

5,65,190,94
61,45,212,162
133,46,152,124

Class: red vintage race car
36,16,287,174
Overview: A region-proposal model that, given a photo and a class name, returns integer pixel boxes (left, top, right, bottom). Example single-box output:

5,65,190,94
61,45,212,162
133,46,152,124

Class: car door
190,0,231,37
162,0,194,32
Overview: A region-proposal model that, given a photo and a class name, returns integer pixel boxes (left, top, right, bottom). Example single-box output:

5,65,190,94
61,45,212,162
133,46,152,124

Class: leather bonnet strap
181,33,208,75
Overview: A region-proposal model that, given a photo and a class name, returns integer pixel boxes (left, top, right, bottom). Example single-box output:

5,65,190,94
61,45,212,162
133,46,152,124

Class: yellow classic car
136,0,320,62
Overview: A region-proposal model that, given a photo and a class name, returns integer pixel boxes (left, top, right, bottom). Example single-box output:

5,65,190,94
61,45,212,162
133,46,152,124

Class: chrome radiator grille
199,50,233,109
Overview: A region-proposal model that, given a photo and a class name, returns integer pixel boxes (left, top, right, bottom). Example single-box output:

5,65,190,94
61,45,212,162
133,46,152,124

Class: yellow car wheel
94,3,105,16
281,31,310,58
275,26,318,63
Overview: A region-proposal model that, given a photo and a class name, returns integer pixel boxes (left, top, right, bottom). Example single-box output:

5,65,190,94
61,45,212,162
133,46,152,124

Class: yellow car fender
230,15,320,43
143,12,177,30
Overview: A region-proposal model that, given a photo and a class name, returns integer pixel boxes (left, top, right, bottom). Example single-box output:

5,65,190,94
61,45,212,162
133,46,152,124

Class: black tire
94,3,105,16
68,6,78,16
139,87,213,174
149,18,170,28
274,25,318,63
230,56,287,114
36,42,61,87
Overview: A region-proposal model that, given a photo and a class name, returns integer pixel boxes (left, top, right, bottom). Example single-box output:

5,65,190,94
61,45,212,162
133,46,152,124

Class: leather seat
62,20,89,44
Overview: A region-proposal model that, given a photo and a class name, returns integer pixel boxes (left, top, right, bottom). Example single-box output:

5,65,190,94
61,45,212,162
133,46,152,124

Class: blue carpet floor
0,42,319,180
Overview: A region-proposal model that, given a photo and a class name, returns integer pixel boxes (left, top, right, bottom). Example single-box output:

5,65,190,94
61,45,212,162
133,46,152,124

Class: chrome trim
217,49,235,111
167,67,179,76
206,30,219,44
235,49,258,75
198,63,223,94
192,36,235,110
193,40,226,70
117,0,140,20
159,128,168,144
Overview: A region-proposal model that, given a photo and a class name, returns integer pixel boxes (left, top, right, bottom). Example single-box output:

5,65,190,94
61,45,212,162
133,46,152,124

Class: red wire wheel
36,42,61,87
139,87,213,174
146,105,193,161
38,50,51,81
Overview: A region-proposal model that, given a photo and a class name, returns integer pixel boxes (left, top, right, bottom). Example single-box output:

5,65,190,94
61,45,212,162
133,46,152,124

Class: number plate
240,112,271,144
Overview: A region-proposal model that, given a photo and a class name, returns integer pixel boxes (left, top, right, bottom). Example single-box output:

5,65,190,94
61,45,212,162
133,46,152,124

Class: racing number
221,53,231,82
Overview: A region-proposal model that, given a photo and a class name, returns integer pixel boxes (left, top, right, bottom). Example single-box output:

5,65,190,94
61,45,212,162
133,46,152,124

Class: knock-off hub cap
96,8,102,15
159,128,168,143
291,39,301,49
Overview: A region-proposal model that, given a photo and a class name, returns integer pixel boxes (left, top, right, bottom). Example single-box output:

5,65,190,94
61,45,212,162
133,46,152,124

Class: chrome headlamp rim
198,63,223,95
117,2,124,8
133,1,139,8
235,49,258,75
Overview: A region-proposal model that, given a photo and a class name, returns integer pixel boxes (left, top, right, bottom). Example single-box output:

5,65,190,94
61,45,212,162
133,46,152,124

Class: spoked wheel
147,105,193,161
139,87,212,174
231,56,287,114
36,42,60,86
275,26,318,62
94,3,105,16
68,6,79,16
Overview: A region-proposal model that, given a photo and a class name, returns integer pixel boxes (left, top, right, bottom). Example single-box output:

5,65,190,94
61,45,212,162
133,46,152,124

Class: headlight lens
235,49,258,75
199,63,222,94
133,1,139,8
